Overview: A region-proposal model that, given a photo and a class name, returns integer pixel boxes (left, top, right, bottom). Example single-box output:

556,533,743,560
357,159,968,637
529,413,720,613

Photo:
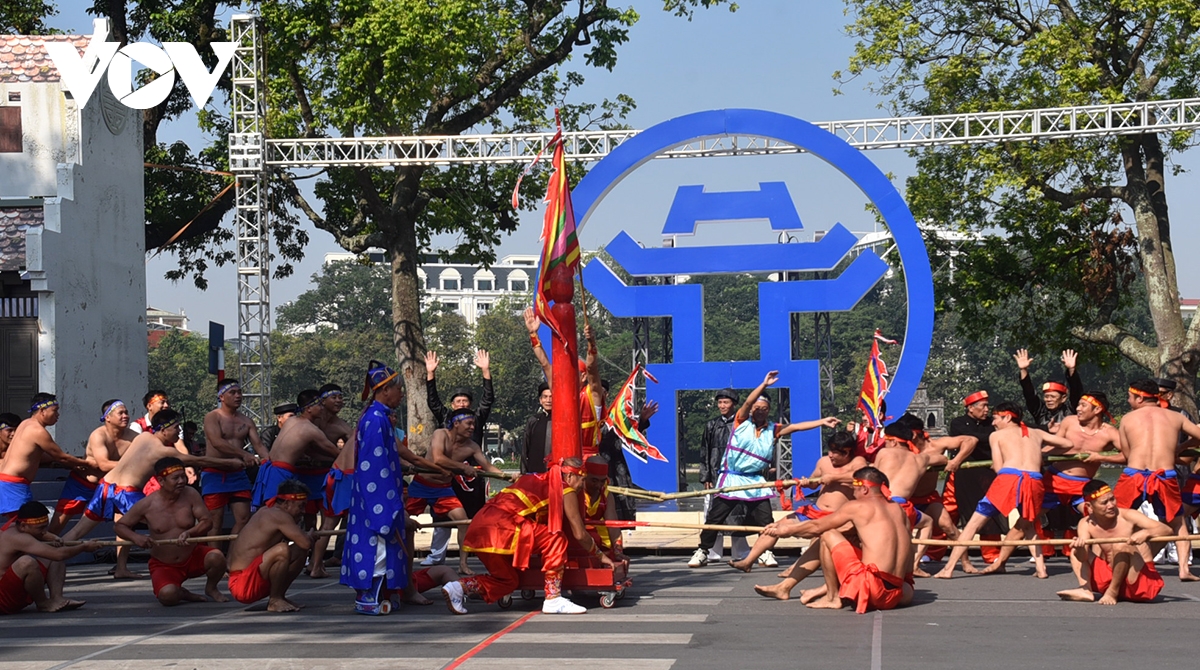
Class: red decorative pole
547,263,582,463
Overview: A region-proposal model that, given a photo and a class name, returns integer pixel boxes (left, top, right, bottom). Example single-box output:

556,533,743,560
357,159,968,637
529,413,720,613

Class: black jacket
948,414,995,462
700,413,736,485
427,376,494,445
522,408,551,474
598,415,651,521
1020,368,1082,430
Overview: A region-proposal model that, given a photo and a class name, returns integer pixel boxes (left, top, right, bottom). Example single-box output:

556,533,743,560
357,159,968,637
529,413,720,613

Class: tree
247,0,731,450
276,258,392,333
147,331,234,430
1,0,55,33
842,0,1200,410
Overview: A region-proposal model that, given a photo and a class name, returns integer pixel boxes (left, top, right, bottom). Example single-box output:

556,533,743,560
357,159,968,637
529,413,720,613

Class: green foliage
277,259,392,333
840,0,1200,397
475,294,546,430
146,331,232,428
1,0,55,33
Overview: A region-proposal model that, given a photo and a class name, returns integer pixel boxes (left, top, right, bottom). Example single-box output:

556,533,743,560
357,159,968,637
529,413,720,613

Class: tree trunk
389,218,435,455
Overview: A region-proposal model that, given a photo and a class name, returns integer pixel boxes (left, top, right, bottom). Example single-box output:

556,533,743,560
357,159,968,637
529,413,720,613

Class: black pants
698,496,774,550
953,468,1007,535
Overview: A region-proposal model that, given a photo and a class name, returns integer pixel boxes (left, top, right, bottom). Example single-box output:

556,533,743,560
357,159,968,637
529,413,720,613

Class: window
442,278,459,290
477,302,492,315
442,301,459,313
476,279,493,291
0,107,21,153
508,269,530,292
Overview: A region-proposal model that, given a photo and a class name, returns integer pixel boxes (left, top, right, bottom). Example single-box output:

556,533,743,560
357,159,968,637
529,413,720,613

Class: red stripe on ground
443,610,540,670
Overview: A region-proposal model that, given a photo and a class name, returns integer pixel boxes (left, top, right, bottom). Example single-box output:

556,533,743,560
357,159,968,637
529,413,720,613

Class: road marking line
494,633,692,645
45,579,345,670
871,611,883,670
532,613,707,623
443,610,540,670
461,660,674,669
631,597,723,606
652,586,733,594
4,661,452,670
1177,593,1200,602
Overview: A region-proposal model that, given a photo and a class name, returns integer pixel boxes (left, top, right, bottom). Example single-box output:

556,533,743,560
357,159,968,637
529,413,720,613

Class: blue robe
340,400,408,591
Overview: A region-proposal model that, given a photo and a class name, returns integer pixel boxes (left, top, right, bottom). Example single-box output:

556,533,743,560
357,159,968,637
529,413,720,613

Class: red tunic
580,385,600,458
461,472,573,570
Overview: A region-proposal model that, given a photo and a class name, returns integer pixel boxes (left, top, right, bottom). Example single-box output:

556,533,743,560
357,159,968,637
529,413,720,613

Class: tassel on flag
858,331,893,430
604,365,667,463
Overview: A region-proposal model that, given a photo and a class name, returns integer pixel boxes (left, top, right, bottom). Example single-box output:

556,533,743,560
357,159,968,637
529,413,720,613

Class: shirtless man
1116,378,1200,581
1058,479,1170,604
935,402,1074,579
49,399,137,534
62,410,243,578
303,384,353,525
252,389,340,512
763,466,914,613
311,425,356,579
228,479,313,611
115,457,229,605
0,502,100,614
0,413,20,460
0,394,97,517
745,431,865,599
1045,392,1124,515
880,416,977,575
202,380,267,538
412,409,504,575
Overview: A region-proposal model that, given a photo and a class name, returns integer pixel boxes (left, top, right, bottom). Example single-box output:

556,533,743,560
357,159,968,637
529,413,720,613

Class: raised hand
1013,349,1032,370
424,350,440,378
640,400,660,422
474,349,490,372
1061,349,1078,371
523,307,539,334
763,370,780,387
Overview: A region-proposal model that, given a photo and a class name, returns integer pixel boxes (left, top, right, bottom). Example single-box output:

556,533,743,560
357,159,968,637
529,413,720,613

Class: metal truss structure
227,12,1200,426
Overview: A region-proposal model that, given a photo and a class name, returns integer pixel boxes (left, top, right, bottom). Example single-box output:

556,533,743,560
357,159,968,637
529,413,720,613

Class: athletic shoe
706,549,723,562
758,550,779,568
542,596,587,614
441,581,468,615
421,555,446,567
688,549,709,568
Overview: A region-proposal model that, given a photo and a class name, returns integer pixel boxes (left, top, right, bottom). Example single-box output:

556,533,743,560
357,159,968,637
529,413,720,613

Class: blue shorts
297,468,330,504
0,476,33,515
251,461,297,510
84,481,145,521
201,468,252,495
56,473,99,516
323,467,354,517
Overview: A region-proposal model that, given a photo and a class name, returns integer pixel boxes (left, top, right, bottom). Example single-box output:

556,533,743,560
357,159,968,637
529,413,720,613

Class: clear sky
47,1,1200,332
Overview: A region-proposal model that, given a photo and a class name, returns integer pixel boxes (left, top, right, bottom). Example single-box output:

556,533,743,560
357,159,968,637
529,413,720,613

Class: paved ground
6,552,1200,669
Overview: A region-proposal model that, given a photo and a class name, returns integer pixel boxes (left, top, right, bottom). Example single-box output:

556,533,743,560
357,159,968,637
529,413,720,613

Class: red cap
1041,381,1068,395
963,390,989,406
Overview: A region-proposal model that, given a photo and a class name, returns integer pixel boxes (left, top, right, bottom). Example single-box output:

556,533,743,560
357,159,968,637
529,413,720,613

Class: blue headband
447,409,475,428
31,399,58,414
320,389,343,400
217,382,240,399
101,400,125,423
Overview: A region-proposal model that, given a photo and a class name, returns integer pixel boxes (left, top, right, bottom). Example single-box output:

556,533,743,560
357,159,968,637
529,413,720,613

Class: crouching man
1057,480,1169,605
115,458,229,605
227,479,313,612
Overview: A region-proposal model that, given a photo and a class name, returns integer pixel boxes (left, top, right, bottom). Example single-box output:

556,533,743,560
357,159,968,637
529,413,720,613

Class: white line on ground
651,586,733,594
4,660,451,670
629,597,723,606
531,613,707,623
461,660,675,669
871,611,883,670
494,633,693,645
1177,593,1200,602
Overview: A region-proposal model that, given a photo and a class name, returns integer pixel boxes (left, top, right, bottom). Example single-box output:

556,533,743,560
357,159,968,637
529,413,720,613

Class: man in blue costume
341,360,412,615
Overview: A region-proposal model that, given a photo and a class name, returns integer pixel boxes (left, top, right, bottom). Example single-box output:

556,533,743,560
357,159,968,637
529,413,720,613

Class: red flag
857,335,890,429
526,111,581,345
604,365,667,463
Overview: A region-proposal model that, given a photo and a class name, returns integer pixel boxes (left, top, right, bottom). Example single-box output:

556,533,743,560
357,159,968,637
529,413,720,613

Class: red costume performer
458,470,575,603
829,538,912,614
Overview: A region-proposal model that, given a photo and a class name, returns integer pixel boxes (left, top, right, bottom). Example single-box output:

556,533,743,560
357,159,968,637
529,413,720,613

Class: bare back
990,426,1046,473
873,448,926,499
844,495,912,576
269,417,338,466
1119,406,1193,471
1,419,59,480
228,507,308,571
106,434,186,488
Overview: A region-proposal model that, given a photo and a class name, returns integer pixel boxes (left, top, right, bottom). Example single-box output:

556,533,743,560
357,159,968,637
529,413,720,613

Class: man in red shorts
442,457,614,615
114,457,229,605
935,402,1073,580
1058,480,1169,604
0,502,100,614
763,466,914,613
412,409,504,575
227,479,313,612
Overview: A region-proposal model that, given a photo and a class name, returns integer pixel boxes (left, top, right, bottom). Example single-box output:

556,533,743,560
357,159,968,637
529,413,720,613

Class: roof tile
0,35,88,84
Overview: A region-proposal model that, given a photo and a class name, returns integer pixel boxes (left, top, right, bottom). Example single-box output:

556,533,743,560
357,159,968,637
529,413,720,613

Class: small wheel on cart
615,589,626,601
497,594,513,609
520,589,536,601
379,600,392,615
599,592,617,609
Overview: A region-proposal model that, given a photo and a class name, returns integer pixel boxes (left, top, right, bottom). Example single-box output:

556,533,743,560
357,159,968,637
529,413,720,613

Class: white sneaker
688,549,709,568
542,596,587,614
706,549,723,562
758,550,779,568
441,581,468,615
421,555,445,567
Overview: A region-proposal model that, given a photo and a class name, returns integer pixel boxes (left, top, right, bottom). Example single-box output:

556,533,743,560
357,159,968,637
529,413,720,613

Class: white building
323,251,536,325
0,35,146,453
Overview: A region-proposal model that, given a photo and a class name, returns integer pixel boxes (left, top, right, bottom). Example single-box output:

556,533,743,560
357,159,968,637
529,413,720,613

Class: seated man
579,456,628,563
0,502,100,614
734,430,865,587
1057,480,1169,604
763,466,914,613
227,479,313,612
114,457,230,605
442,458,614,615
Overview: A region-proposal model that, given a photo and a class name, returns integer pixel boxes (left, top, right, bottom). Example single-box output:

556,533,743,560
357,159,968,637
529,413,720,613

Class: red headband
1041,382,1068,395
585,461,609,477
963,390,988,406
994,410,1029,437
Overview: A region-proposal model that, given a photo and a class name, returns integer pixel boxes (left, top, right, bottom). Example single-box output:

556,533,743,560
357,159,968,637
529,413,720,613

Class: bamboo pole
914,534,1200,548
658,477,817,501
